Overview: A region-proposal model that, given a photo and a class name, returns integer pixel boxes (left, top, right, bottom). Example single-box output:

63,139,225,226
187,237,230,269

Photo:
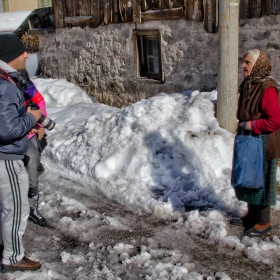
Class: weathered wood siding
52,0,214,30
51,0,280,33
239,0,280,18
261,0,280,15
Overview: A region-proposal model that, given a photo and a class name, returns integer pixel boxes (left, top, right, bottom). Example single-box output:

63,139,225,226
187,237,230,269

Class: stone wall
38,15,280,107
239,15,280,81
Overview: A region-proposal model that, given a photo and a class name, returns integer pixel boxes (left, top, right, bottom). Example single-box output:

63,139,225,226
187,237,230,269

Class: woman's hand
239,121,252,130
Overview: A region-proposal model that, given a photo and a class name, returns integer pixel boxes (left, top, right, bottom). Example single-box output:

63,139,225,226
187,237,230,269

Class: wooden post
133,0,141,22
217,0,239,133
203,0,218,33
92,0,99,27
52,0,65,28
193,0,203,22
248,0,261,18
104,1,109,24
185,0,194,20
239,0,248,19
262,0,280,15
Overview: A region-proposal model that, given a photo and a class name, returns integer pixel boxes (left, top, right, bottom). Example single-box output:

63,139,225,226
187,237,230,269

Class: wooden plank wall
51,0,280,33
203,0,218,33
240,0,280,18
261,0,280,15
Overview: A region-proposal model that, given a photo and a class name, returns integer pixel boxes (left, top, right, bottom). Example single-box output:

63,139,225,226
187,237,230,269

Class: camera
28,101,56,131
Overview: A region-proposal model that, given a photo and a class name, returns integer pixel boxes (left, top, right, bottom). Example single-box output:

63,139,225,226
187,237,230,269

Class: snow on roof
0,11,32,32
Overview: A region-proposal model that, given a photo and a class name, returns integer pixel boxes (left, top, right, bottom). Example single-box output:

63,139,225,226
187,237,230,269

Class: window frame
133,29,164,84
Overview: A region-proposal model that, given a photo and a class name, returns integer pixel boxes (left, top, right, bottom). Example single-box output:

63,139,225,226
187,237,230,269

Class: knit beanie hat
0,34,26,63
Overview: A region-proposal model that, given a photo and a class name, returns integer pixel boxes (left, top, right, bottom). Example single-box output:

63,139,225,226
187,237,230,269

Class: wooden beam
277,0,280,13
65,0,75,16
239,0,249,19
64,16,94,24
141,7,184,21
28,29,53,35
261,0,278,15
133,0,141,22
203,0,218,33
193,0,203,22
104,1,109,24
75,0,92,16
100,0,104,25
248,0,261,18
113,0,119,22
185,0,194,20
52,0,65,28
92,0,100,27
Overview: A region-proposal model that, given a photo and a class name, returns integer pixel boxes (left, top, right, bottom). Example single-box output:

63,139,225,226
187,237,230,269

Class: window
38,0,52,8
133,29,163,83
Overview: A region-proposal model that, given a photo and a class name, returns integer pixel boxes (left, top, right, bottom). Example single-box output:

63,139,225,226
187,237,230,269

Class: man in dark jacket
0,34,42,272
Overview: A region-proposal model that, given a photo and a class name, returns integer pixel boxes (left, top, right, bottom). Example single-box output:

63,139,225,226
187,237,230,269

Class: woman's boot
245,205,272,237
230,203,258,229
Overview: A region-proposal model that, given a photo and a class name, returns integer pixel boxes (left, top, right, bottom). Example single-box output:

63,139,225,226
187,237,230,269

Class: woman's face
242,53,255,78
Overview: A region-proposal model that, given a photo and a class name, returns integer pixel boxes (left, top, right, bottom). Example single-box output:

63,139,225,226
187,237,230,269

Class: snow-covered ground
1,77,279,279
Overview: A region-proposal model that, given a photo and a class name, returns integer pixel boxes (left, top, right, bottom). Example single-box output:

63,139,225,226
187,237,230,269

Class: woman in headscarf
230,49,280,237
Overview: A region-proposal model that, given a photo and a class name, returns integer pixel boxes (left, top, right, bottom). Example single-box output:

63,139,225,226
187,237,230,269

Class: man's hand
27,107,43,122
37,127,45,140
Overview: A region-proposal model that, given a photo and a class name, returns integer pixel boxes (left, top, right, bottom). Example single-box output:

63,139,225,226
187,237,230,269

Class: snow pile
34,78,240,220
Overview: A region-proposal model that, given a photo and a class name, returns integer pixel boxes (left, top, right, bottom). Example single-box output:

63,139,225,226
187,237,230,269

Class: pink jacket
27,88,47,139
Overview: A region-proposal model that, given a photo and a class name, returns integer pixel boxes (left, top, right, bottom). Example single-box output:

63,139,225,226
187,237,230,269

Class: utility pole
217,0,239,134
